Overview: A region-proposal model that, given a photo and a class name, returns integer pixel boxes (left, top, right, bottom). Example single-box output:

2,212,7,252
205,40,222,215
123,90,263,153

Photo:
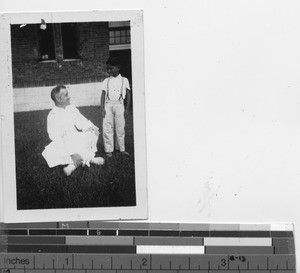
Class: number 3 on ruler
220,259,227,266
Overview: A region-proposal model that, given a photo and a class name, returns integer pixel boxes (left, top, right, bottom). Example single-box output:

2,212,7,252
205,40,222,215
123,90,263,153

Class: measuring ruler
0,222,296,272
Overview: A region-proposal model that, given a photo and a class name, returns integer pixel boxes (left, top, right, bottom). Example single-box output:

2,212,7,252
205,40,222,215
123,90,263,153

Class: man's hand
71,153,83,168
102,108,106,118
87,126,100,137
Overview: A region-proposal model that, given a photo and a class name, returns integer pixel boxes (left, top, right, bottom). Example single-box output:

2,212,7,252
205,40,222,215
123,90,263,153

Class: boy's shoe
63,164,77,176
90,157,105,165
120,151,130,156
106,152,113,158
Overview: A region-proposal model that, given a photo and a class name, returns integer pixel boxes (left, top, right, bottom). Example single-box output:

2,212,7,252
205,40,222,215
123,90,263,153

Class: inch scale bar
0,222,296,272
0,254,296,271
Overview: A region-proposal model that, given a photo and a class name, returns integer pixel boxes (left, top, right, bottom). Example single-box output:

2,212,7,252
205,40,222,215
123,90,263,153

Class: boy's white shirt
101,74,130,101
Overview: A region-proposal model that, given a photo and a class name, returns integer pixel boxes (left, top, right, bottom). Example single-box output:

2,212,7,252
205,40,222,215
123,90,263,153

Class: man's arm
71,106,99,137
72,106,93,129
47,112,65,141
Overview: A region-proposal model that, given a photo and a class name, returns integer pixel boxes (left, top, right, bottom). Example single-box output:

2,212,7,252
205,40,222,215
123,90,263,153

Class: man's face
107,64,120,77
56,88,70,108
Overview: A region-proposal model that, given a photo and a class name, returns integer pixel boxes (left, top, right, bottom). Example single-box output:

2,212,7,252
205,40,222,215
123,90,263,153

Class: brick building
11,21,131,112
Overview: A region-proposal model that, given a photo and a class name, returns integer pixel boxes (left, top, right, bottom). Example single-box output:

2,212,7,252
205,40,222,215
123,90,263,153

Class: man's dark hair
51,85,66,102
106,56,121,67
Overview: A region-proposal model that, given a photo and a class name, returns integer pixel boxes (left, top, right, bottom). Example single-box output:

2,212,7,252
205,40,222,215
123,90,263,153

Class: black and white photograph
1,1,300,269
0,10,147,222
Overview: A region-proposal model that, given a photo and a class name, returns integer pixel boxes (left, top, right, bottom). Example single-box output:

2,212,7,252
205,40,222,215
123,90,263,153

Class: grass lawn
14,106,136,210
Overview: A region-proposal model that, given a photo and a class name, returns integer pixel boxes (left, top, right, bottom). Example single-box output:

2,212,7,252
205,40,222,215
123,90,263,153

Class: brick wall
11,22,110,111
11,22,109,87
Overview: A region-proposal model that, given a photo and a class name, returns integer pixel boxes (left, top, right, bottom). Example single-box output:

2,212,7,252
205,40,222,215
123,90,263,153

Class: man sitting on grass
42,85,104,176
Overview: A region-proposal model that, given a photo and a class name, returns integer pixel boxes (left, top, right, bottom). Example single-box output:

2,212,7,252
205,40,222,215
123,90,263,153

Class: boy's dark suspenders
106,77,124,101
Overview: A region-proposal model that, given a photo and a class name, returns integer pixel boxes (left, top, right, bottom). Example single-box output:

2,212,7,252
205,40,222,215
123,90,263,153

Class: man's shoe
120,151,130,156
63,164,77,176
90,157,105,165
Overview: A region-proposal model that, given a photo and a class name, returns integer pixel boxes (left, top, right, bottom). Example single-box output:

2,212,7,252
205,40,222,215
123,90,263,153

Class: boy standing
101,56,131,157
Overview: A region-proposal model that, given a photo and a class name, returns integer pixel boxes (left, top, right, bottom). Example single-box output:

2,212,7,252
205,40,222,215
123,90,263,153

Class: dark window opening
61,23,79,59
110,50,132,85
38,24,55,60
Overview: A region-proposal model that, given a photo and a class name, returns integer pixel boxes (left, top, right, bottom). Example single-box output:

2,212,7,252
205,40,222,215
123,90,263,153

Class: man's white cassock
42,105,98,168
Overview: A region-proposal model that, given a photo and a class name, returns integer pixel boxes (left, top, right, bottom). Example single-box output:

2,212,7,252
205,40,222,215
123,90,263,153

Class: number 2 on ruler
141,258,147,266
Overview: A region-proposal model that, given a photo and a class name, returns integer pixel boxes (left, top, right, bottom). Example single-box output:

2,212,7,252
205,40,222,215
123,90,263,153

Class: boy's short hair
51,85,66,102
106,56,121,67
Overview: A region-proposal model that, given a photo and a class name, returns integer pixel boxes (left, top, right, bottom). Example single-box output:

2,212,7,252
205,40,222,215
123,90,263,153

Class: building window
61,23,79,59
109,27,130,45
38,24,55,60
37,23,79,61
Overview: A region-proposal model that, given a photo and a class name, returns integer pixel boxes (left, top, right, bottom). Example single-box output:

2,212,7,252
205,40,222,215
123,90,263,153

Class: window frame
37,23,80,63
109,26,131,50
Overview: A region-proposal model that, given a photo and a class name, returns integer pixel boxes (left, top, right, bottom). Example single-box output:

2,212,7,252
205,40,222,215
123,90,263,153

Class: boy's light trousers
103,100,125,153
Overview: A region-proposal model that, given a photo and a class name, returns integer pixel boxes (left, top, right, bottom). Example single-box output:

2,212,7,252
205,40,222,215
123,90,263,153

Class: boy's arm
101,90,106,117
124,88,131,117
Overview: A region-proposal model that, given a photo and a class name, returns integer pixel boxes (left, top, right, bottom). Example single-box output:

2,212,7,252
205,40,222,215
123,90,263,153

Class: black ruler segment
3,230,28,236
180,231,209,237
118,230,149,236
239,231,271,238
1,229,294,238
57,230,87,236
89,230,117,236
67,246,136,254
149,230,180,237
5,246,137,254
29,229,57,236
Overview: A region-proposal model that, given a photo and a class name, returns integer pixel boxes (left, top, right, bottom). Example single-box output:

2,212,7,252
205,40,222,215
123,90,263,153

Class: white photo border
0,10,148,223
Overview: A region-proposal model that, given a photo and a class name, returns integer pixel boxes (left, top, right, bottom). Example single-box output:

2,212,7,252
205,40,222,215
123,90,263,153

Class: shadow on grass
14,106,136,210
